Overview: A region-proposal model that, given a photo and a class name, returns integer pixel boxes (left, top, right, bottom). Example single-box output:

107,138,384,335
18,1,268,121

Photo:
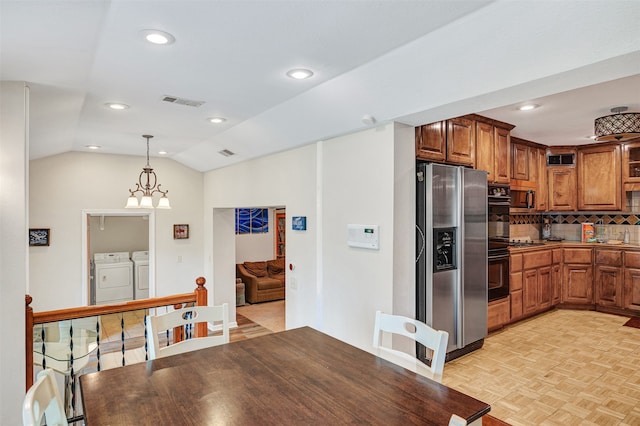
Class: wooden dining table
80,326,490,425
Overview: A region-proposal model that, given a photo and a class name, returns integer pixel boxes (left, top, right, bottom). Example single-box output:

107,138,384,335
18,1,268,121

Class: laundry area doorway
81,210,154,306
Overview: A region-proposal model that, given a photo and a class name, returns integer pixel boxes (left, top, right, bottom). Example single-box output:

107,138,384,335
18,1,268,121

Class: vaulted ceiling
2,1,639,172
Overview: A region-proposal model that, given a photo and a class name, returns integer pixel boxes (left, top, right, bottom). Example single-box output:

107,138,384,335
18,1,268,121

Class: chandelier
594,106,640,142
125,135,171,209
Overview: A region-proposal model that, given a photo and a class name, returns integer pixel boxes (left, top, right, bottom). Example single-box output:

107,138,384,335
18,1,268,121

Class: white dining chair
22,368,68,426
146,304,229,359
373,310,449,382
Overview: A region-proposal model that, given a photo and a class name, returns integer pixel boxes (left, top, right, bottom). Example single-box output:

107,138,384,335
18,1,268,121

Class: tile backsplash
510,212,640,243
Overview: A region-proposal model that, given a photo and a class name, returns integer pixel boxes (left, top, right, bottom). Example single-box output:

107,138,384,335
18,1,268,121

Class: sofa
236,258,285,303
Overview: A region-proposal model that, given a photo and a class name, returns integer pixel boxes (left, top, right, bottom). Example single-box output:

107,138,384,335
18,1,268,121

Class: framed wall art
173,224,189,240
29,228,50,246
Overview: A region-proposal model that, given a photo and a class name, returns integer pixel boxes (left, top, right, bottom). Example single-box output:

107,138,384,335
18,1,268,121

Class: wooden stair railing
25,276,208,390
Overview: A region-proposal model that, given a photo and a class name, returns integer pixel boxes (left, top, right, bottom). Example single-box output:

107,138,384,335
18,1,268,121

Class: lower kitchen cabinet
523,270,538,315
562,248,593,305
563,264,593,304
594,248,623,309
538,266,552,310
595,265,623,308
624,251,640,313
510,253,523,321
488,296,510,332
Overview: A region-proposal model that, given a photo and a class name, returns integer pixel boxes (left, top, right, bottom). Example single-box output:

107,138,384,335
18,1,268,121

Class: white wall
0,82,29,425
29,152,204,311
204,124,415,352
204,144,319,330
89,215,149,257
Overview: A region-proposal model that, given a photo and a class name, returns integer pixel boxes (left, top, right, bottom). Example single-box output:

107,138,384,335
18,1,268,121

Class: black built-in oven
488,184,510,301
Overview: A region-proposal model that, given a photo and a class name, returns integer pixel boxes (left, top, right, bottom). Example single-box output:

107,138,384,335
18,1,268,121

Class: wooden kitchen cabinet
536,148,549,212
548,167,577,211
595,247,623,308
488,296,511,332
521,249,552,316
577,143,621,211
511,142,529,180
446,117,476,166
510,253,523,321
551,248,562,305
494,127,511,184
623,251,640,313
622,139,640,184
562,248,593,305
415,121,446,162
415,117,474,165
476,121,511,184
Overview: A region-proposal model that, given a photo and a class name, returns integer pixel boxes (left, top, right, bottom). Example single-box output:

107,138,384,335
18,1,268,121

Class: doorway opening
81,210,155,306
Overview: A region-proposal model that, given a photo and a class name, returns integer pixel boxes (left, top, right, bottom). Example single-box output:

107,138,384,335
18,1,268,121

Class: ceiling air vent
218,149,235,157
161,95,205,108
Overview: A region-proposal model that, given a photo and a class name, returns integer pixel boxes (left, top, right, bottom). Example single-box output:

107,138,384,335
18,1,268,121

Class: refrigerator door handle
416,225,425,263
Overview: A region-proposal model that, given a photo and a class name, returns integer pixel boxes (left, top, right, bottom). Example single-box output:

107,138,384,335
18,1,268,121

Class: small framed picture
29,228,50,246
173,224,189,240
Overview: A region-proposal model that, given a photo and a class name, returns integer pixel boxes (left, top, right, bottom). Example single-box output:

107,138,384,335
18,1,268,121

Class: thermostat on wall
347,224,379,250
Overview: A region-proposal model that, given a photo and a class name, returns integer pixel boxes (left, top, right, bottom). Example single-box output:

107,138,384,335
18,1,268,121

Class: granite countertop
508,240,640,252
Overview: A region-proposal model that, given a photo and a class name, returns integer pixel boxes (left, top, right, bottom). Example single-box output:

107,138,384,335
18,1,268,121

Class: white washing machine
93,252,133,304
132,251,149,300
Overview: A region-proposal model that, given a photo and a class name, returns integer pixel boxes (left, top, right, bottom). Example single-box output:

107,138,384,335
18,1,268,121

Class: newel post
194,277,208,338
25,295,34,391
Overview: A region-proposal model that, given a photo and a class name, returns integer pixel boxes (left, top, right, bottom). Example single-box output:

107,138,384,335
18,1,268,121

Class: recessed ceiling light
158,150,168,155
141,29,175,45
586,135,597,140
85,145,101,150
105,102,129,110
286,68,314,80
208,117,227,124
518,104,540,111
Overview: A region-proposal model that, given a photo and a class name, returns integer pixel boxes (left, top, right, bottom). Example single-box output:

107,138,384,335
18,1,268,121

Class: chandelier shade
594,107,640,142
125,135,171,209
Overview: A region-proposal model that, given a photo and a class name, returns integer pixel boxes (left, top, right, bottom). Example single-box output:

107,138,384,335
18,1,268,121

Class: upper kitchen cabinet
415,121,446,163
536,148,549,212
577,143,621,211
415,118,473,165
473,115,513,183
548,147,578,211
622,138,640,191
511,142,529,180
446,116,476,166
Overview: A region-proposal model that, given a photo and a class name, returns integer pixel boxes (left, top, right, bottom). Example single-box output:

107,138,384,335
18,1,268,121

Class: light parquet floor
443,310,640,426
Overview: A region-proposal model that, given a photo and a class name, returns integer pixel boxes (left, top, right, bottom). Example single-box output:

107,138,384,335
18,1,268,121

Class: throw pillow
244,261,268,277
267,258,285,276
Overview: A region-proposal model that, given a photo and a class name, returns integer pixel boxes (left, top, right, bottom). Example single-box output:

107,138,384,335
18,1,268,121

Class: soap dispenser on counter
542,218,551,240
624,229,630,244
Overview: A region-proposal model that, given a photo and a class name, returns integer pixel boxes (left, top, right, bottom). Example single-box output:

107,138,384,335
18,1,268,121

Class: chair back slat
373,310,449,382
147,304,229,359
23,369,68,426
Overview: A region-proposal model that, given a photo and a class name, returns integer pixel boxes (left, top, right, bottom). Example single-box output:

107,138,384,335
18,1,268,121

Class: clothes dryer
93,252,133,304
132,251,149,300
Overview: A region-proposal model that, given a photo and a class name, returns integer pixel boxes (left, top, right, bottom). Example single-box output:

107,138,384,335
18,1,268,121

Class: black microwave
511,188,535,209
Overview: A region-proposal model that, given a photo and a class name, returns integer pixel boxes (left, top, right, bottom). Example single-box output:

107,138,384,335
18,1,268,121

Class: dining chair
373,310,449,382
22,368,68,426
146,304,229,359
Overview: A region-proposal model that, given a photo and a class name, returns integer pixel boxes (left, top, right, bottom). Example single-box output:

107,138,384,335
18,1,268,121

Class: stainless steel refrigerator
416,163,488,361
